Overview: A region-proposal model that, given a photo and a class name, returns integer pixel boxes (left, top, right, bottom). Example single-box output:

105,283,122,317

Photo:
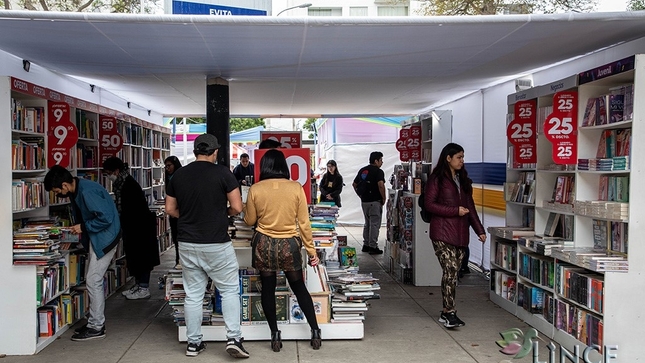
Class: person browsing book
164,155,182,269
319,159,343,207
424,143,486,329
103,157,160,300
165,134,249,358
243,149,322,352
44,165,121,341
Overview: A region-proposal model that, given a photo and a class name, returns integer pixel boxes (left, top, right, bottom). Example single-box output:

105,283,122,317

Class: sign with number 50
253,148,311,202
544,91,578,164
99,116,123,164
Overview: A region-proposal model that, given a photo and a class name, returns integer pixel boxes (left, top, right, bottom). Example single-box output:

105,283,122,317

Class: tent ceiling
1,11,645,117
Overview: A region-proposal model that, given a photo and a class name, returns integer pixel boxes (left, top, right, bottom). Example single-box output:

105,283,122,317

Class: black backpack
418,185,432,223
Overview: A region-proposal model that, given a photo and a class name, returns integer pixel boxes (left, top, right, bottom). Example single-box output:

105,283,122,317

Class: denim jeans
179,241,241,344
361,201,383,248
86,243,117,330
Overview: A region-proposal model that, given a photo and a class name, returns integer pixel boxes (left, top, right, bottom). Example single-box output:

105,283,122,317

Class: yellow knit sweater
243,178,315,257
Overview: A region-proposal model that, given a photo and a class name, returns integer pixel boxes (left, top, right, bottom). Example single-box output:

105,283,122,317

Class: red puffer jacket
424,173,485,248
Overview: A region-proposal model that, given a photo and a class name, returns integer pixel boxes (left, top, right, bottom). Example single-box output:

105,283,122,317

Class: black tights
260,270,320,332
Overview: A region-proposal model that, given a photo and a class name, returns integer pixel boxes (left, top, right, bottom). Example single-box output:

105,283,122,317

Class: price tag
544,91,578,164
47,102,79,168
507,100,537,165
253,148,311,202
99,116,123,164
396,126,421,162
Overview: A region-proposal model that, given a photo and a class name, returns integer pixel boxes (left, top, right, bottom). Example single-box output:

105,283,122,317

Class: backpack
418,186,432,223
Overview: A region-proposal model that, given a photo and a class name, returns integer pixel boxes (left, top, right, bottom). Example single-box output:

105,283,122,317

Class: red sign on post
260,131,301,148
396,125,422,162
544,91,578,164
507,100,537,165
99,116,123,165
47,102,78,168
253,148,311,202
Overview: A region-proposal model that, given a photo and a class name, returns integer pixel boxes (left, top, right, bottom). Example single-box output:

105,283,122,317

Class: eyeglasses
165,164,173,169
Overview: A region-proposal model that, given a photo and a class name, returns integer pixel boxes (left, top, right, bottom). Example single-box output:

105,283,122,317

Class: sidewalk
2,225,547,363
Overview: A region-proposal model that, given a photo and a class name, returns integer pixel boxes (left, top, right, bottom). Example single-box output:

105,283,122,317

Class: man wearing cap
165,134,249,358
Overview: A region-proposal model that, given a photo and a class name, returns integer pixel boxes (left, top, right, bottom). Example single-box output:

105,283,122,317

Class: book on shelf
544,212,561,237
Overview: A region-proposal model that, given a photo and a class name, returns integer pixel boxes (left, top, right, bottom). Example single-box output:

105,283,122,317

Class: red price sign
47,102,78,168
99,116,123,164
544,91,578,164
253,148,311,202
396,125,422,162
507,100,537,165
260,131,301,148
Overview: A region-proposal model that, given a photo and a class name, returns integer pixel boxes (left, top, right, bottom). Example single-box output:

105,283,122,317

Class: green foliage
229,118,265,133
302,118,317,139
627,0,645,10
414,0,596,15
14,0,161,12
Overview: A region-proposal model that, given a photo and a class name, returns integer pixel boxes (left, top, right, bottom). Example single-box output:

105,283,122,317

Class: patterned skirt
251,231,303,272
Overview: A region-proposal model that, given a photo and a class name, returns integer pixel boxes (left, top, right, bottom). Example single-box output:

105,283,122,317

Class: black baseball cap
193,133,221,154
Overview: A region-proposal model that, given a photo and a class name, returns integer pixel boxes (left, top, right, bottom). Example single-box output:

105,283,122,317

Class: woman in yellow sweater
243,149,322,352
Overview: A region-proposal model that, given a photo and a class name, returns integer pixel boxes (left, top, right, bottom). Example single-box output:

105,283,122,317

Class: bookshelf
1,76,171,355
490,55,645,361
384,111,451,286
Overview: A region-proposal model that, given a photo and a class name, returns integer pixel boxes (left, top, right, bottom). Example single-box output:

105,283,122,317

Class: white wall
273,0,410,16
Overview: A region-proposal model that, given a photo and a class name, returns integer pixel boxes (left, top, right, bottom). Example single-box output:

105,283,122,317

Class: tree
12,0,161,13
229,118,265,133
627,0,645,10
414,0,596,15
302,118,317,140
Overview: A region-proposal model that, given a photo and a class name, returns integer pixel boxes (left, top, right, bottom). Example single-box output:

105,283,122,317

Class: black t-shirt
166,161,238,244
353,165,385,203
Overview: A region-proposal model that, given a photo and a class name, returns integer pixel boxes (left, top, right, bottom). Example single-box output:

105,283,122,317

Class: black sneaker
71,326,105,341
369,247,383,255
361,245,370,252
186,342,206,357
439,311,465,328
75,323,106,334
226,338,250,358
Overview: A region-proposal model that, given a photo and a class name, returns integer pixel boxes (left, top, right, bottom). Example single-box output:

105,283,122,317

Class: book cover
544,212,560,237
582,97,598,126
241,293,288,324
311,293,331,323
339,246,358,267
608,94,624,123
597,95,607,125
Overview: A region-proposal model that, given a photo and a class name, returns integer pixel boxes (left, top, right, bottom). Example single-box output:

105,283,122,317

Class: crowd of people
42,132,485,357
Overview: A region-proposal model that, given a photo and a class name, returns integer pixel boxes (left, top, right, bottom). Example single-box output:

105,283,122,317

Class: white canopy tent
0,11,644,117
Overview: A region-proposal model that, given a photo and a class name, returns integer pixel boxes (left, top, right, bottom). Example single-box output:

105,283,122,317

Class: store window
308,8,342,16
377,6,408,16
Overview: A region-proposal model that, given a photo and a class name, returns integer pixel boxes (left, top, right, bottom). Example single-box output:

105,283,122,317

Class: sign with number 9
47,102,79,168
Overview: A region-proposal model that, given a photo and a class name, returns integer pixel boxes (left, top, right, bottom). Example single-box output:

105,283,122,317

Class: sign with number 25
544,91,578,164
507,100,537,165
48,102,79,168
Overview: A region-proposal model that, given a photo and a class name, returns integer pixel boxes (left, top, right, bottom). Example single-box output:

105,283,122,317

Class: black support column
206,77,230,167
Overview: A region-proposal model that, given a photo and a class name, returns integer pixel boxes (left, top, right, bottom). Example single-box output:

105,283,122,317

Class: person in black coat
103,157,160,300
164,155,182,269
319,160,343,207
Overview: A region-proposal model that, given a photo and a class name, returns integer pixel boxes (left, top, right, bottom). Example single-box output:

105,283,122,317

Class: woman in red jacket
424,143,486,328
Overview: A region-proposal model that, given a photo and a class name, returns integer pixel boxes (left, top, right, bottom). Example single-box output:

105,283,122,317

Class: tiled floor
3,225,553,363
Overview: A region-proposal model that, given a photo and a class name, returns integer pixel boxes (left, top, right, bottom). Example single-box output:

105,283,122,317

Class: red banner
544,91,578,164
253,148,311,202
47,102,78,168
396,125,422,162
260,131,301,148
99,116,123,165
507,100,537,165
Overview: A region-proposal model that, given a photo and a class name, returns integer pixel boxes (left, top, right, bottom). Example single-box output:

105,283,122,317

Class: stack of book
489,226,534,240
165,269,216,326
231,218,253,247
310,202,339,247
13,227,62,265
330,273,379,323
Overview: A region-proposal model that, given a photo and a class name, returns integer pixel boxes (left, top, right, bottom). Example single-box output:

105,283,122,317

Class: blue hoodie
73,178,121,259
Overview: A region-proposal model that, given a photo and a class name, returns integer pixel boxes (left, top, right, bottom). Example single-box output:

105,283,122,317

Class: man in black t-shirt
352,151,386,255
165,134,249,359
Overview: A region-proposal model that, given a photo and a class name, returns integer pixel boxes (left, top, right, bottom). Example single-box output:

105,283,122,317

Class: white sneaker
174,263,182,270
121,284,139,296
125,287,151,300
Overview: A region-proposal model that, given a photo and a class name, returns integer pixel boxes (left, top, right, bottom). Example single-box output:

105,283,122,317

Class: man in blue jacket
44,165,121,341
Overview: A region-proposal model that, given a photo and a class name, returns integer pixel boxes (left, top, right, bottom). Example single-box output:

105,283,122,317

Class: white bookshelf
491,55,645,361
1,76,170,355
